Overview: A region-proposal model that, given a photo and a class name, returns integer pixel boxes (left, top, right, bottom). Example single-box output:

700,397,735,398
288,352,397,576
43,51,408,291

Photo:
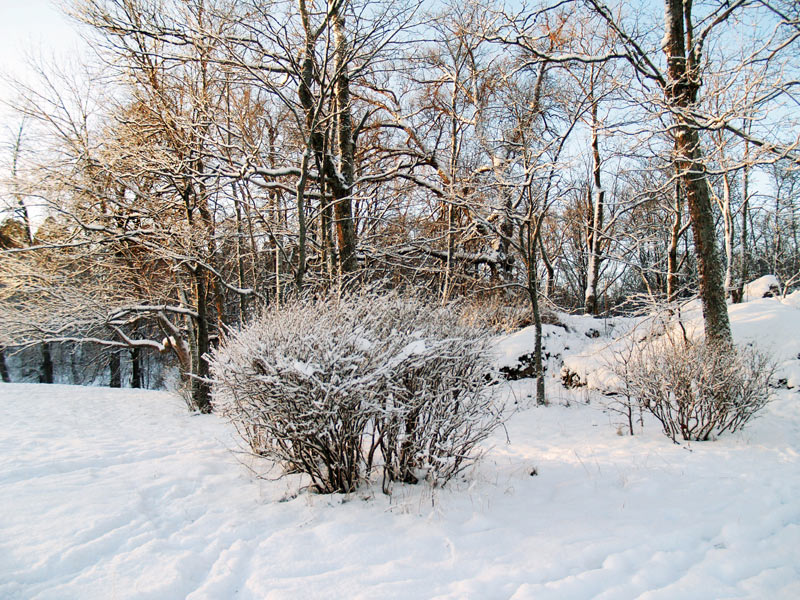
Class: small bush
613,331,775,442
210,292,505,494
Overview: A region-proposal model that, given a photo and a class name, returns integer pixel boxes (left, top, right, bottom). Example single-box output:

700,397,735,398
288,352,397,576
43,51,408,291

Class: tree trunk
294,148,310,289
296,0,357,276
663,0,732,347
584,98,605,315
735,140,751,303
192,267,212,413
131,347,142,389
676,130,731,345
234,190,248,321
40,343,54,384
321,187,335,278
773,182,781,276
109,351,121,388
667,180,683,302
0,347,10,383
721,171,734,296
331,4,358,274
442,202,456,304
539,233,555,298
523,213,546,405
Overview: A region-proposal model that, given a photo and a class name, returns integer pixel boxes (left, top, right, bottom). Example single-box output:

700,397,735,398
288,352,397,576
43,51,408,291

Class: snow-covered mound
558,295,800,392
729,298,800,389
495,311,629,391
743,274,781,301
782,289,800,309
2,297,800,599
494,313,617,382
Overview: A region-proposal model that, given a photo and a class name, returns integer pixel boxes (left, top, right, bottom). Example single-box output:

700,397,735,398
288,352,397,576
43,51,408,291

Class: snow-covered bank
2,298,800,599
559,296,800,393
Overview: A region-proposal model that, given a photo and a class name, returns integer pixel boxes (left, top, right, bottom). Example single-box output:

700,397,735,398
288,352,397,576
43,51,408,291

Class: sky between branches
0,0,84,124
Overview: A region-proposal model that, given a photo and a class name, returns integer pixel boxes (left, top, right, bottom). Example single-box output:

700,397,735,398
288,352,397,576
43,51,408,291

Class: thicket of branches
610,326,775,442
1,0,799,408
210,292,504,493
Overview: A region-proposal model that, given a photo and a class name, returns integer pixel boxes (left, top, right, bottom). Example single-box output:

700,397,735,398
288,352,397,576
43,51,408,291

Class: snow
399,339,427,358
2,298,800,599
495,313,614,372
743,274,781,301
561,292,800,393
782,289,800,309
291,359,318,378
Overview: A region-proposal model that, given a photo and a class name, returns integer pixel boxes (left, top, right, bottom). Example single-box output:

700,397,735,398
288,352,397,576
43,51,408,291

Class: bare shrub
613,331,775,442
375,312,503,490
209,297,384,493
210,292,505,494
604,342,644,436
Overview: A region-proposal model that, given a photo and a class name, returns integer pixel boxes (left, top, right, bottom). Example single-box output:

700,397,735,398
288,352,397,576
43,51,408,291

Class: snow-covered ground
2,297,799,599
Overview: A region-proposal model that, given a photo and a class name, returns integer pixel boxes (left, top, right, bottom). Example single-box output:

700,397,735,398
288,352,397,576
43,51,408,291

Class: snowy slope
2,299,800,599
560,295,800,392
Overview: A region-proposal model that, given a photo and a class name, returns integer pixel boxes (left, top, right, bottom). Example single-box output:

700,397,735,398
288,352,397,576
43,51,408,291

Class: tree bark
442,202,456,304
523,212,546,405
331,3,358,274
233,187,248,321
663,0,732,346
109,351,121,388
584,98,605,315
675,131,731,345
735,144,750,303
720,170,734,296
294,148,310,289
131,346,142,389
296,0,358,276
0,347,10,383
539,234,555,298
192,267,213,413
40,343,54,384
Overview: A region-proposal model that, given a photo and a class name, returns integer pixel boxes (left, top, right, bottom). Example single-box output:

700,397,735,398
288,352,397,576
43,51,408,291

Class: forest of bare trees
1,0,799,411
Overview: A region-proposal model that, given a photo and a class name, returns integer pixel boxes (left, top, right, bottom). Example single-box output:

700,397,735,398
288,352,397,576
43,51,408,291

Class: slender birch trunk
735,140,750,302
667,181,683,302
584,97,605,315
331,3,358,274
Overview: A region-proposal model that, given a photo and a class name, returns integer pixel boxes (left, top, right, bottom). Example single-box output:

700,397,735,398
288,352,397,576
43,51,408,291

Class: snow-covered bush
375,312,502,489
614,332,774,442
210,293,504,493
208,298,380,493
